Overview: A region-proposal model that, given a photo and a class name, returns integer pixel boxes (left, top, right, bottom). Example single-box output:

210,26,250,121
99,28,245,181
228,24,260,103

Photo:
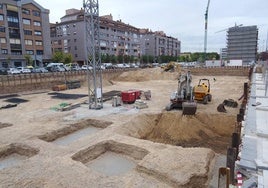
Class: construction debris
66,80,81,89
112,96,122,107
52,84,67,91
134,100,148,109
142,90,151,100
223,99,238,108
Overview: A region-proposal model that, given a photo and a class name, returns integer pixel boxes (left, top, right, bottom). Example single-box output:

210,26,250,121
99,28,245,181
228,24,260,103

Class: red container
121,90,140,103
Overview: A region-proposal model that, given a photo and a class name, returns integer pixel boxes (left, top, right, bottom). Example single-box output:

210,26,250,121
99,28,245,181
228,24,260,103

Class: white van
46,63,66,72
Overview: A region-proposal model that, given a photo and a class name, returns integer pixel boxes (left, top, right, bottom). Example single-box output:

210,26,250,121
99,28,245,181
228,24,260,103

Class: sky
35,0,268,53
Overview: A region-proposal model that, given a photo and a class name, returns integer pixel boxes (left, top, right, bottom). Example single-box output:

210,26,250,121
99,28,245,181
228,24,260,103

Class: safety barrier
0,69,129,95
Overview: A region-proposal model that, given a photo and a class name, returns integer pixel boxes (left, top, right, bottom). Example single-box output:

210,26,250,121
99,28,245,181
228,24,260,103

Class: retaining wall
0,70,123,95
0,67,250,95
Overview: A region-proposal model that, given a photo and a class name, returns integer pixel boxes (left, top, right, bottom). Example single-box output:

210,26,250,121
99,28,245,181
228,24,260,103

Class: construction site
0,0,268,187
0,64,259,187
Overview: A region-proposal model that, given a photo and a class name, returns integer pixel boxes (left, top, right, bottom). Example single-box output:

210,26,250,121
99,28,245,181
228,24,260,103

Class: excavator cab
193,79,212,104
166,71,197,115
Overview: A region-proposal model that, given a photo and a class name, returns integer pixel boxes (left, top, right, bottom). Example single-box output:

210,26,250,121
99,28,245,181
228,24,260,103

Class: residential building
51,10,142,65
0,0,51,69
227,25,258,65
140,29,181,61
51,9,181,65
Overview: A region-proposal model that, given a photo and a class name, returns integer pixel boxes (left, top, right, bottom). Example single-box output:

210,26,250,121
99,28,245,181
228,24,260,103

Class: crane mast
83,0,103,109
204,0,210,62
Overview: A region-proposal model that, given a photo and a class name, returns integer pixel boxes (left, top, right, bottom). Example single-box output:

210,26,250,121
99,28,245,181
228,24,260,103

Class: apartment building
227,25,258,65
51,10,142,65
51,9,181,65
0,0,51,69
140,29,181,59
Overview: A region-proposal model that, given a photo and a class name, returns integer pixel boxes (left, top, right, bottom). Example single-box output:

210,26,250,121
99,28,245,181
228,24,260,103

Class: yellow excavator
166,71,197,115
193,78,212,104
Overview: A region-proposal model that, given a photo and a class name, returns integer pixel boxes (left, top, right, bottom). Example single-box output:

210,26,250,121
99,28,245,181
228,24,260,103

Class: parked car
7,68,20,75
17,67,31,74
0,68,8,75
46,63,66,72
32,67,49,73
81,65,93,70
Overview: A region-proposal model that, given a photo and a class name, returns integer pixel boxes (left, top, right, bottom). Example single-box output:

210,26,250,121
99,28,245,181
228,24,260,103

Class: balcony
8,22,19,28
10,44,22,50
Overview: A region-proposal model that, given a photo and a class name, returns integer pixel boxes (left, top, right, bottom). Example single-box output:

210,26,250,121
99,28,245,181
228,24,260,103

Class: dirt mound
120,112,235,154
114,68,180,82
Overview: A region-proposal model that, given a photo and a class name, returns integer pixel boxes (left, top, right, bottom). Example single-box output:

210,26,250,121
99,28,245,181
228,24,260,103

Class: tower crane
204,0,210,62
83,0,103,109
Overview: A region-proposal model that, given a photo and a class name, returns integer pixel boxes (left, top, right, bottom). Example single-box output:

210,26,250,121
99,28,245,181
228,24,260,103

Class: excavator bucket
217,103,227,113
182,102,197,115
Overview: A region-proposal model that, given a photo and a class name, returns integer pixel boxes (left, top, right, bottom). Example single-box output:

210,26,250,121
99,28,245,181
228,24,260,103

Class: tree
24,54,33,66
7,56,11,68
63,53,73,64
52,51,64,63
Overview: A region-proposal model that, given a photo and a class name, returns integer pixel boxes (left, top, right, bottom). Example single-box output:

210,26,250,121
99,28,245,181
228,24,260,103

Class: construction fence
0,69,124,95
0,66,251,95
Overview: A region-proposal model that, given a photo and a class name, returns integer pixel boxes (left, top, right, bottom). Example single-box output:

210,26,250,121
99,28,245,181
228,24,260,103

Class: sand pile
146,112,235,153
114,67,180,82
120,112,235,154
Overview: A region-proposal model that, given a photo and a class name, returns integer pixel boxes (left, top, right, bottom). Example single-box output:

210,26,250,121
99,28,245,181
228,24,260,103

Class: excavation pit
72,140,149,176
120,112,236,154
0,143,39,170
38,119,112,146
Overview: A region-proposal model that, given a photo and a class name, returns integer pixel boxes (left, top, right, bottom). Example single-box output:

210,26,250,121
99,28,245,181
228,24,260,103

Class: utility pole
83,0,103,109
204,0,210,63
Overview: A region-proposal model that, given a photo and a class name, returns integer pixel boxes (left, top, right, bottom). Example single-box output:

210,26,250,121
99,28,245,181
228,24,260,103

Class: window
26,50,34,55
25,39,33,45
10,38,21,44
75,46,77,50
32,10,40,17
7,16,19,23
0,38,6,43
73,32,76,35
24,30,32,35
35,40,42,46
0,14,3,21
0,26,5,32
1,49,8,54
2,62,8,68
0,4,3,9
73,24,76,27
36,50,43,55
34,30,42,36
74,39,77,42
11,50,22,55
22,8,30,15
23,18,31,25
34,21,41,26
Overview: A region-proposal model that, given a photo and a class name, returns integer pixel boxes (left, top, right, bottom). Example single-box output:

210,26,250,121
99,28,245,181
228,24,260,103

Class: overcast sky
35,0,268,53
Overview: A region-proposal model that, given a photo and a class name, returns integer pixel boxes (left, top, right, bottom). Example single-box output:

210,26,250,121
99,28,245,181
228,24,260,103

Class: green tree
7,56,11,68
24,54,33,66
117,55,123,63
52,51,64,63
63,53,73,64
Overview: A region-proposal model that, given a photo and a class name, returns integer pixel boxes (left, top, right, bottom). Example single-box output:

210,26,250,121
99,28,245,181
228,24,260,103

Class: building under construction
227,25,258,65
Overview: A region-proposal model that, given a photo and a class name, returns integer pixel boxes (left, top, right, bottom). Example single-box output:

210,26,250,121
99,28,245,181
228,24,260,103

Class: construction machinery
193,78,212,104
166,71,197,115
162,61,181,72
